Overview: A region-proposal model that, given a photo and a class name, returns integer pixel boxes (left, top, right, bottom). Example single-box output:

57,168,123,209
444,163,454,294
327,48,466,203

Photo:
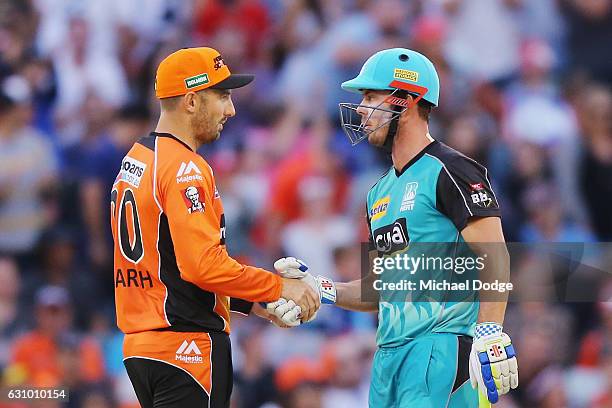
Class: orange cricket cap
155,47,254,99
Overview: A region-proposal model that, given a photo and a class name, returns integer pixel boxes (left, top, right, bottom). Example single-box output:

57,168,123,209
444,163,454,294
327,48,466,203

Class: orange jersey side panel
112,133,282,335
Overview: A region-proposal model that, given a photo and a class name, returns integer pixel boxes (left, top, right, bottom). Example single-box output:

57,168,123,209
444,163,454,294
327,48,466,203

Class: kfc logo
182,186,206,214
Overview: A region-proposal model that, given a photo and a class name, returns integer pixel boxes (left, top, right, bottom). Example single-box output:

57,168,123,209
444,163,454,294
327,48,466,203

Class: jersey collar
150,132,194,152
394,139,438,177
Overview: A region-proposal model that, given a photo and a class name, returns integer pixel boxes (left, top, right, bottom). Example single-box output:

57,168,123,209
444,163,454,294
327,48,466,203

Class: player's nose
357,96,374,116
225,96,236,118
356,104,369,117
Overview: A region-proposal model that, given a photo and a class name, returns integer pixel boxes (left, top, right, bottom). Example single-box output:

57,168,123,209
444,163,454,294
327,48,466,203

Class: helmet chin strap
381,90,408,153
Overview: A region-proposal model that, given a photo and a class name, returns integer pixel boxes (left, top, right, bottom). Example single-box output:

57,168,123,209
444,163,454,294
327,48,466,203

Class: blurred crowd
0,0,611,407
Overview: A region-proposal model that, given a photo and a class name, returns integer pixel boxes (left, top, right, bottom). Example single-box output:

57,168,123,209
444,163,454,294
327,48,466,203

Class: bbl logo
469,183,493,208
373,218,409,254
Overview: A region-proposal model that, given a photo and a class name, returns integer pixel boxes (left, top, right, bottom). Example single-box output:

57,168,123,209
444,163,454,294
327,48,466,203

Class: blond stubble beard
190,96,219,145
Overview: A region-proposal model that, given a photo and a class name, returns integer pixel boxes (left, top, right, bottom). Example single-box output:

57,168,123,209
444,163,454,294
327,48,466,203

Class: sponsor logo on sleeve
370,196,391,221
181,186,206,214
176,161,203,183
469,182,493,207
117,156,146,187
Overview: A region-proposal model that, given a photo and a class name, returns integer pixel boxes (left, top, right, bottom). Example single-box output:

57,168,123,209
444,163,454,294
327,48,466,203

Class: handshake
266,257,336,326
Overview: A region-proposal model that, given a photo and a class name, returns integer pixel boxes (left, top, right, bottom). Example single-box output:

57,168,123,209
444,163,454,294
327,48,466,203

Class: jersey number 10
111,188,144,263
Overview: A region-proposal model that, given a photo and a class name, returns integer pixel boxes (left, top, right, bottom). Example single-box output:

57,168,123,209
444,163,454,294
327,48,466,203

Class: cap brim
210,74,254,89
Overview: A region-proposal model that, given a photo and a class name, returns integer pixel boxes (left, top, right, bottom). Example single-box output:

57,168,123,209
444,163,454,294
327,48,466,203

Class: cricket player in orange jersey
111,47,319,408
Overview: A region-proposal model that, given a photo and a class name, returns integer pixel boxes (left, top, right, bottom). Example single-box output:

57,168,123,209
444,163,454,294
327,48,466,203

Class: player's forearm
462,217,510,325
478,298,507,324
474,241,510,324
336,280,378,312
182,247,283,302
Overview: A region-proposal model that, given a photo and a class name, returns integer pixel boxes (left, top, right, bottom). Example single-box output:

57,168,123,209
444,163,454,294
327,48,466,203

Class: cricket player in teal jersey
268,48,519,407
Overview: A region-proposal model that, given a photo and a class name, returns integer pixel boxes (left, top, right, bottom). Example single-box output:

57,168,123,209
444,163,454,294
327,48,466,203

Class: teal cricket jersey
366,140,501,347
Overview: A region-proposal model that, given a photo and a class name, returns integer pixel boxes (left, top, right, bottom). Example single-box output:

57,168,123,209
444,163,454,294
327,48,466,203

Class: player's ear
183,92,198,114
398,94,415,123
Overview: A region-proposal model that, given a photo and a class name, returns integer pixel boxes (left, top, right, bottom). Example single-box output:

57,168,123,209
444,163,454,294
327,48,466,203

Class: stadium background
0,0,611,407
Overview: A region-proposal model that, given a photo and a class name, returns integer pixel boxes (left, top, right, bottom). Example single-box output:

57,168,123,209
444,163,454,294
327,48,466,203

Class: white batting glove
469,322,519,404
267,257,336,325
265,298,302,327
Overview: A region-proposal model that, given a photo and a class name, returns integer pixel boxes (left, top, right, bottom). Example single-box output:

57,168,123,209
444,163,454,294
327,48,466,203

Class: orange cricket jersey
111,132,282,335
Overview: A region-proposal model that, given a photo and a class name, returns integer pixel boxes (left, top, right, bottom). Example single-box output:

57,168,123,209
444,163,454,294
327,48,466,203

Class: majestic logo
469,182,493,208
184,73,210,89
175,340,203,364
116,157,146,187
182,186,206,214
370,196,390,221
400,182,418,211
393,68,419,82
373,218,409,254
213,55,225,70
176,161,203,183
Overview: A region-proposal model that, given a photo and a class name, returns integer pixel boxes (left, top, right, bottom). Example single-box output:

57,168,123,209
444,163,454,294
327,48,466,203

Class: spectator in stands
592,342,612,407
20,227,102,330
578,84,612,240
7,285,105,388
520,183,594,242
0,257,20,370
320,334,371,408
561,0,612,85
51,12,128,144
234,322,279,408
275,357,326,408
577,281,612,368
281,175,355,279
441,0,522,84
78,104,150,270
0,75,58,259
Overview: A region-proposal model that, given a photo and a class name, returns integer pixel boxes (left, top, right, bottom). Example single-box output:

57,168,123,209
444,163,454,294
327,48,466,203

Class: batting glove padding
266,257,336,326
266,298,302,327
469,322,519,404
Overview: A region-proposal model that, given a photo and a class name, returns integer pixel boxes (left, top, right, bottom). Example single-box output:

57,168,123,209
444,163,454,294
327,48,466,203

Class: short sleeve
436,157,500,231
